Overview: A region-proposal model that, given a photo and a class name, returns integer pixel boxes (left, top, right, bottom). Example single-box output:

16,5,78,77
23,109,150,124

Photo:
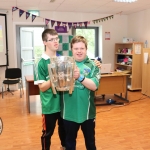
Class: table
25,75,39,113
95,73,129,103
25,73,129,113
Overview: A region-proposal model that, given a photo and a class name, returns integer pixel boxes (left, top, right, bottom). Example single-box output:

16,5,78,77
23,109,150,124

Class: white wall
128,8,150,47
0,10,128,91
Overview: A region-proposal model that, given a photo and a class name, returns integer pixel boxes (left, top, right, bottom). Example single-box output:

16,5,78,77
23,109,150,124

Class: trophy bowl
48,56,75,94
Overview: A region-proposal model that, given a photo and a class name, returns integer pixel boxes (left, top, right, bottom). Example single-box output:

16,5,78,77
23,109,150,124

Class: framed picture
105,32,110,40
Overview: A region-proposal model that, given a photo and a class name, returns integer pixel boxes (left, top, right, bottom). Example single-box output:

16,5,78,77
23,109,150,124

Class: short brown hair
42,29,58,41
70,36,87,49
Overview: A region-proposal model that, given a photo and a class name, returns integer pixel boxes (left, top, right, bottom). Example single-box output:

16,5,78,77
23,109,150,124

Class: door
20,28,35,87
20,27,45,87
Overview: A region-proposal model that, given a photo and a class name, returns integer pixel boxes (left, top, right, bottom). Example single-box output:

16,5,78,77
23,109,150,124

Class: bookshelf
115,42,143,90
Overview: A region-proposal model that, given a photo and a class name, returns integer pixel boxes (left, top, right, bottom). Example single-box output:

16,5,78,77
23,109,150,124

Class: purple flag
19,9,24,17
32,15,36,22
12,7,18,12
84,22,88,28
68,22,72,29
51,20,55,27
73,23,77,29
78,22,82,28
45,19,50,26
26,12,30,20
57,21,61,27
62,22,67,27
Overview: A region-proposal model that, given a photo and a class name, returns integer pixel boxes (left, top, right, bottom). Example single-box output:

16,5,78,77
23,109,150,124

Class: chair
2,68,24,98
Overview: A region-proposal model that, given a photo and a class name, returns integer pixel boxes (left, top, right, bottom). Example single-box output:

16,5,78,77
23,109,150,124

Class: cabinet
142,48,150,96
115,42,143,90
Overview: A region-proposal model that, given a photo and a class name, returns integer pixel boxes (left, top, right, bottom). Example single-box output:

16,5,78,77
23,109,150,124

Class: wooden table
25,75,39,113
95,73,129,103
25,73,129,113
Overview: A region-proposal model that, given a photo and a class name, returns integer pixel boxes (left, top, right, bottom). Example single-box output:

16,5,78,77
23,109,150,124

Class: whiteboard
0,14,8,67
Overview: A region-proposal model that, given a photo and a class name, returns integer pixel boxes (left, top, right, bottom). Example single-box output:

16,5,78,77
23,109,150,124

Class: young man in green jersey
34,29,66,150
61,36,100,150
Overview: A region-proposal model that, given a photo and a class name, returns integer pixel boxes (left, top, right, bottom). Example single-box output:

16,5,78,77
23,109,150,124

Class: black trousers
63,119,96,150
41,112,66,150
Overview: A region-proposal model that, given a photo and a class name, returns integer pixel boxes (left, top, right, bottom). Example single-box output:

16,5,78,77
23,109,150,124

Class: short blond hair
71,36,87,49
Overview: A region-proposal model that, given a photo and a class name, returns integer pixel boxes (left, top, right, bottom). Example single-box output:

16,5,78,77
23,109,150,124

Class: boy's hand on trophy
74,66,80,80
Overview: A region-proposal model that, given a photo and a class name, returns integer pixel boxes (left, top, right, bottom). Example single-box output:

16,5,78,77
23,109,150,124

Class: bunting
84,22,88,28
12,7,18,20
57,21,61,27
45,19,50,26
19,9,24,17
12,7,18,12
51,20,55,27
12,7,115,28
68,23,72,29
79,22,82,28
73,23,77,29
62,22,67,28
93,15,114,24
26,12,30,20
32,15,36,22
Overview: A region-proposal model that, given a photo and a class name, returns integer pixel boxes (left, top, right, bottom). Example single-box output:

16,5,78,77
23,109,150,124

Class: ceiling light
114,0,137,3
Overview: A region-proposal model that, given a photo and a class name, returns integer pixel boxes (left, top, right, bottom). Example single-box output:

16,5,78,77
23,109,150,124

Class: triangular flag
62,22,67,28
73,23,77,29
78,22,82,28
51,20,55,27
26,12,30,20
19,9,24,17
111,15,114,19
57,21,61,27
92,20,95,24
109,16,112,19
84,22,88,28
68,22,72,29
12,7,18,12
45,19,50,26
32,15,36,22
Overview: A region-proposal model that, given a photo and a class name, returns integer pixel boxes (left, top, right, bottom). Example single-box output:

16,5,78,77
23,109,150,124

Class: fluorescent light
114,0,137,3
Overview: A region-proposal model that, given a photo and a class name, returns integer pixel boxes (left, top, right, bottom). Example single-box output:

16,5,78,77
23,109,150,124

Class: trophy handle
69,62,75,94
48,64,57,94
51,82,57,94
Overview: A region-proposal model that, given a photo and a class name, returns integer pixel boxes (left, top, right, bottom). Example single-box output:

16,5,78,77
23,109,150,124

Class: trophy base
56,87,70,91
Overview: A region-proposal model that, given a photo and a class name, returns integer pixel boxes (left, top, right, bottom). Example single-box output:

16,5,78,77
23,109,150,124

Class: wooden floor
0,90,150,150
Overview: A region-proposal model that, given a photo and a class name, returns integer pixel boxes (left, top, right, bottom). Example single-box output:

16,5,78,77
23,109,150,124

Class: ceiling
0,0,150,15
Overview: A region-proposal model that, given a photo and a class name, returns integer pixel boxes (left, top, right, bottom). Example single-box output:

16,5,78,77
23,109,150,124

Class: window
73,27,99,59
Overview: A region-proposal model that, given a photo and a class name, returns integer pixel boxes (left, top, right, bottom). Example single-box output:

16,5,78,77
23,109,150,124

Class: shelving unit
115,42,143,91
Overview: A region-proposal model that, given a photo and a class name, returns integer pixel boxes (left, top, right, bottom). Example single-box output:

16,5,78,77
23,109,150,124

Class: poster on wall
105,32,110,40
55,26,68,33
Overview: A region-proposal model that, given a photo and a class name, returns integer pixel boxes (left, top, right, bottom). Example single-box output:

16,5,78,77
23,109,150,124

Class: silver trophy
48,56,75,94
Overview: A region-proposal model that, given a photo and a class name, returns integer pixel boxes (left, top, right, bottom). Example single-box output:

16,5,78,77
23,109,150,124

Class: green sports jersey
34,53,61,114
61,56,100,123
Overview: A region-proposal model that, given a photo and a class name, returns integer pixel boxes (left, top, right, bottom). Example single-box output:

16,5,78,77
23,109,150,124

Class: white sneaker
60,147,66,150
